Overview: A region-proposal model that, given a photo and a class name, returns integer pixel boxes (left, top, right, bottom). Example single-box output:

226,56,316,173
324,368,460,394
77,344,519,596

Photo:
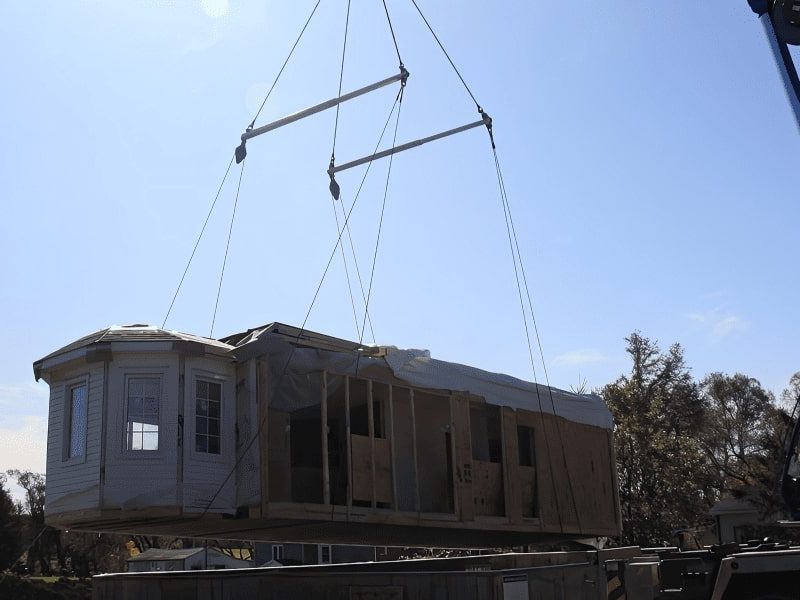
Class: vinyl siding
44,362,104,516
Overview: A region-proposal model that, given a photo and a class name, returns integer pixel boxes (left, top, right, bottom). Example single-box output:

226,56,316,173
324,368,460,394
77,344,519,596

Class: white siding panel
44,363,104,516
103,354,179,510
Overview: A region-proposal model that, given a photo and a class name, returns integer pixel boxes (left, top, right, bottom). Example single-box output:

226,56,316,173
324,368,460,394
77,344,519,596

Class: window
126,377,160,451
517,426,535,467
66,381,88,459
272,545,284,561
195,380,221,454
318,544,331,564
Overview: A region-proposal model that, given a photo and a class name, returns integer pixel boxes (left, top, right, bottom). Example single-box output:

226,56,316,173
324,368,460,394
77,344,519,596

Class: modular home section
34,322,620,546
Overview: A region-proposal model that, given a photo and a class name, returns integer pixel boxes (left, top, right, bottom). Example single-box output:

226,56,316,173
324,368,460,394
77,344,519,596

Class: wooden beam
321,371,330,505
388,385,398,511
257,357,270,514
345,376,352,510
367,380,376,508
410,389,420,513
448,395,459,518
502,407,522,524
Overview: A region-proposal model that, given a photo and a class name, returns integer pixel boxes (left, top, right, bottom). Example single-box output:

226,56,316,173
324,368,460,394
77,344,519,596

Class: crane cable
491,142,583,534
162,155,235,329
407,0,582,534
210,160,246,338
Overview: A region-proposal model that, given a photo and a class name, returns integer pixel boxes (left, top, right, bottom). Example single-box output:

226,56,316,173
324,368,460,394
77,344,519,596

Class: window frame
189,369,228,462
123,373,163,454
193,377,223,456
318,544,332,564
62,375,90,464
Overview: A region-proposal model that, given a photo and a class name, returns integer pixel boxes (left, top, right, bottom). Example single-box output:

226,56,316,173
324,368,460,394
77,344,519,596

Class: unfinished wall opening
414,392,454,514
268,369,324,504
470,402,505,517
517,425,539,518
392,387,416,511
325,374,348,506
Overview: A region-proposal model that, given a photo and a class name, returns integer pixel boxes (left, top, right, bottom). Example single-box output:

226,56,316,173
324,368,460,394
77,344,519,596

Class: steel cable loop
330,0,352,161
199,95,401,519
382,0,404,67
163,154,236,329
210,159,246,338
358,87,404,348
338,197,378,344
331,195,361,335
491,139,584,534
409,0,480,110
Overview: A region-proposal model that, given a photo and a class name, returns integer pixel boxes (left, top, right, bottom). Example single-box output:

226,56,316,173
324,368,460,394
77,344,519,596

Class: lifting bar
328,112,492,176
236,68,409,163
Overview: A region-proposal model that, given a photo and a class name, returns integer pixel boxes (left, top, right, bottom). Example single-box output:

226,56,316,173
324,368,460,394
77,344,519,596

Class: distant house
709,496,769,544
254,542,380,566
127,548,252,572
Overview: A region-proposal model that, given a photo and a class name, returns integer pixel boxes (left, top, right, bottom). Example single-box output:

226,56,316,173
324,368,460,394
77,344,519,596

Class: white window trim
62,374,89,465
189,369,228,463
122,373,164,456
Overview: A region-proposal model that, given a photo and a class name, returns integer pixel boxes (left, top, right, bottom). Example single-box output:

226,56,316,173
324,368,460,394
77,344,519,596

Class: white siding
103,354,179,509
182,357,236,512
44,362,104,516
235,360,260,507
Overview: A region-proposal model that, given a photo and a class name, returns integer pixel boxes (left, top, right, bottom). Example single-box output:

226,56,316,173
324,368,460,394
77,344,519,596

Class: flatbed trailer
93,542,800,600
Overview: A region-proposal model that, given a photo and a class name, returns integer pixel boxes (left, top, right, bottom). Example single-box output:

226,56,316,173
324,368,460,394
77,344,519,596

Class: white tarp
237,335,613,430
383,348,613,430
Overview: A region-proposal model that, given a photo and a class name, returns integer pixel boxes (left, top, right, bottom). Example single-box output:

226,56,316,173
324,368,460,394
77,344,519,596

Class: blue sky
1,1,799,497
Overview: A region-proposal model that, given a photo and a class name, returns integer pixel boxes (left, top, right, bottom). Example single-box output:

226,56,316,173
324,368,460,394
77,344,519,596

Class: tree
699,373,788,515
602,332,715,546
0,473,20,570
7,470,64,575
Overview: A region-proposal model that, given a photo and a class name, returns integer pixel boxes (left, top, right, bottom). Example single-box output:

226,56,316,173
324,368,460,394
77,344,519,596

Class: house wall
44,361,105,516
182,356,237,512
102,353,180,510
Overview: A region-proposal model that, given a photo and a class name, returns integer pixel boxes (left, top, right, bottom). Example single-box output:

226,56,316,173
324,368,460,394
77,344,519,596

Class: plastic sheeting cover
256,337,612,430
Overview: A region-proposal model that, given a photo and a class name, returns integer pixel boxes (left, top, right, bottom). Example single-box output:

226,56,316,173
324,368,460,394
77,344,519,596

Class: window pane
208,417,220,437
196,381,209,399
197,398,208,417
208,383,221,402
208,400,220,419
69,384,87,459
196,416,207,435
141,432,158,451
196,435,208,453
208,436,220,455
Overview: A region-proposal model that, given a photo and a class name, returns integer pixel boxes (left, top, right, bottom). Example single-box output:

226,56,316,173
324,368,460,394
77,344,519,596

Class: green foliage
603,332,794,546
699,372,789,515
0,473,21,570
603,332,715,546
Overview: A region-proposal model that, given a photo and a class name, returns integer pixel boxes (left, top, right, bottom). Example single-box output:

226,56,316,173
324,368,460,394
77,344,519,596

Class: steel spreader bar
236,68,409,163
328,112,491,175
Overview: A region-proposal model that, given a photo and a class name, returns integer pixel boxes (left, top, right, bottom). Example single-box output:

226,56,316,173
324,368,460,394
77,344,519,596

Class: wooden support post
257,358,270,514
321,371,330,506
389,385,398,511
367,380,376,508
410,389,420,513
501,407,522,524
448,395,459,518
345,376,353,510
